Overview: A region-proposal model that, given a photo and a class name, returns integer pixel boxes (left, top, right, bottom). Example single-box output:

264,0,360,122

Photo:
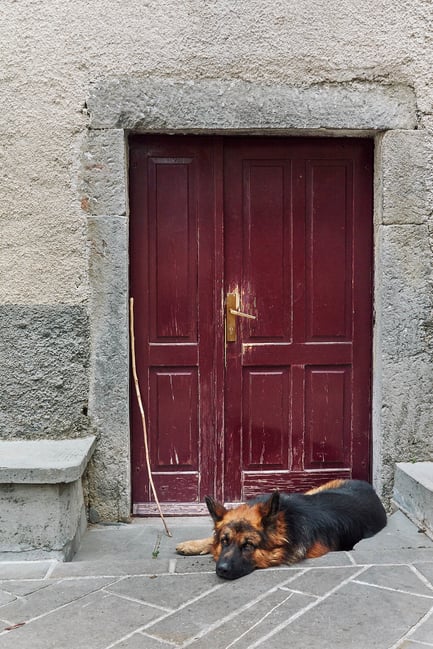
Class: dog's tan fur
176,537,213,555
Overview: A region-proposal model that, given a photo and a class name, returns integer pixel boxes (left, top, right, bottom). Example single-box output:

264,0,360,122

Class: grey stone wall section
80,128,130,521
87,214,130,522
87,78,417,132
377,130,433,225
0,305,90,440
80,129,127,216
373,130,433,503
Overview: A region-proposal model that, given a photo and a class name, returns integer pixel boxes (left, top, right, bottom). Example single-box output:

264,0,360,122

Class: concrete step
393,462,433,539
0,436,96,561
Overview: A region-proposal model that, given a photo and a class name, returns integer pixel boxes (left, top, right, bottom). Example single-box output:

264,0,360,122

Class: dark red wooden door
223,138,373,502
129,136,219,514
129,136,373,514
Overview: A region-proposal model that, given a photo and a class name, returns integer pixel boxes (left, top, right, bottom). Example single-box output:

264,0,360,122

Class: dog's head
205,492,287,580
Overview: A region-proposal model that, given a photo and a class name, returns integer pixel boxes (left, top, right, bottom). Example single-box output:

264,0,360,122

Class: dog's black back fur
252,480,387,555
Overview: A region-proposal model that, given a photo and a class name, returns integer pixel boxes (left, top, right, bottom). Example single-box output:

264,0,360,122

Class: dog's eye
221,536,229,547
242,542,254,552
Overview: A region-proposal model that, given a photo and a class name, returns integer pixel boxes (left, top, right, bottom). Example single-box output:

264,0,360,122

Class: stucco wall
1,0,432,518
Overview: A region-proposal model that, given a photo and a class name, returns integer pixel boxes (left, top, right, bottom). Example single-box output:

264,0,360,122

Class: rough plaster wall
1,0,433,517
1,0,432,302
2,0,432,302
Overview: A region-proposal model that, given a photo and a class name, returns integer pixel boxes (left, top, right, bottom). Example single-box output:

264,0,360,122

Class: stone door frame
81,78,432,520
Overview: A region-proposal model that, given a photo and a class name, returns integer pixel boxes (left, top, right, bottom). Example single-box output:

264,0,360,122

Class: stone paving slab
260,578,433,649
107,572,221,611
353,564,433,597
172,589,315,649
0,577,118,626
73,518,214,563
51,558,176,578
0,561,54,580
0,512,433,648
0,589,164,649
407,607,433,645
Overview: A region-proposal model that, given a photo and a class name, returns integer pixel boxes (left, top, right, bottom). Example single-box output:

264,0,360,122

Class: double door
129,135,373,514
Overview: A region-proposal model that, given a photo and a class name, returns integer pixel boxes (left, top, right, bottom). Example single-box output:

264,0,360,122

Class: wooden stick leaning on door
129,297,172,537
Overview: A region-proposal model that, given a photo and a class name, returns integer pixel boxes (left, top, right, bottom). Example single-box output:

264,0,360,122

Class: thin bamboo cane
129,297,172,537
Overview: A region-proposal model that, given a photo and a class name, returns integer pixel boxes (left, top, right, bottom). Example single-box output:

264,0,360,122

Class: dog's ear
205,496,227,523
261,491,280,527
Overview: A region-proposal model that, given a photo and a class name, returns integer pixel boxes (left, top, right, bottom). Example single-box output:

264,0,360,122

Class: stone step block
0,436,96,561
393,462,433,539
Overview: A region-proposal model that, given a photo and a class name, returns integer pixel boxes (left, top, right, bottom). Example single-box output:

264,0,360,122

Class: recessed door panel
304,366,350,468
306,161,352,341
243,368,290,469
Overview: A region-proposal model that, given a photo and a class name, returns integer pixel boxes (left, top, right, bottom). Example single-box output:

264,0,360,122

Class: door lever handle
226,293,256,342
229,309,256,320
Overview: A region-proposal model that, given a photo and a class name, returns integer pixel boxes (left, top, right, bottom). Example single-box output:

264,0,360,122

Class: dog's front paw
176,537,213,556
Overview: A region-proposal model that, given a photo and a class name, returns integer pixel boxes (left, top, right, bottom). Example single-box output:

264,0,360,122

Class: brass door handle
229,309,256,320
226,293,256,342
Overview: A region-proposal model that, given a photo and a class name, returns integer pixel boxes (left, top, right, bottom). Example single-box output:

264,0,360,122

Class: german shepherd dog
176,480,387,580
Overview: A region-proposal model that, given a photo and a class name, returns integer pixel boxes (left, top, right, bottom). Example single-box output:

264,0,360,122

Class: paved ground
1,511,433,648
